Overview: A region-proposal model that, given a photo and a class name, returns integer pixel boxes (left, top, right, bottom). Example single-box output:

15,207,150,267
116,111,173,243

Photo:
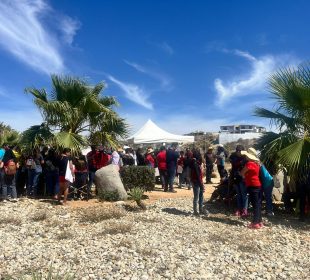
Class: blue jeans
193,182,204,212
159,169,168,189
2,174,17,199
167,168,176,190
27,169,41,196
262,184,274,213
235,181,248,210
45,170,59,196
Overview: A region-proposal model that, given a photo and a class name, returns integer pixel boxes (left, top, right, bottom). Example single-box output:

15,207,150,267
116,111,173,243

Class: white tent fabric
127,119,194,144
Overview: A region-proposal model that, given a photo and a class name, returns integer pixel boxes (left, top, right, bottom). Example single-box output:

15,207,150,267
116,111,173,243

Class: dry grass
0,216,22,226
99,221,133,235
31,211,48,222
78,206,126,223
56,230,73,240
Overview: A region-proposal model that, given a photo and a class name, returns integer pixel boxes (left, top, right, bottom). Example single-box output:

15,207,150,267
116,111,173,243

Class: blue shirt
0,148,5,160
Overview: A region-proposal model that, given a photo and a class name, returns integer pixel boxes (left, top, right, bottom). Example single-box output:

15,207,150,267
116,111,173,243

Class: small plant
78,206,126,223
98,190,120,202
128,187,146,210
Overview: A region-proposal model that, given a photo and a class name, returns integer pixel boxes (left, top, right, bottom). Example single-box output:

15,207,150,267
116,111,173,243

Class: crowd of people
0,142,309,228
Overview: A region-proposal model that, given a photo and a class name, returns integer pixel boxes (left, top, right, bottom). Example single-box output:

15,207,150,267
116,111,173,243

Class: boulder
94,164,127,200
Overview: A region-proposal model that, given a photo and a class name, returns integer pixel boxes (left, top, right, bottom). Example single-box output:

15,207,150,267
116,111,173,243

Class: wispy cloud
214,49,298,105
107,75,153,110
124,60,172,90
159,41,174,55
150,41,174,55
59,15,81,45
0,0,80,74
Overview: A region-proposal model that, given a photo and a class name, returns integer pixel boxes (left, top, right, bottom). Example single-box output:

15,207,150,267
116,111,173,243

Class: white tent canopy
127,119,194,144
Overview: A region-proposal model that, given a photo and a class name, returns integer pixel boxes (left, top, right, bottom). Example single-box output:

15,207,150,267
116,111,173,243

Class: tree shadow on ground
205,200,310,230
162,207,193,217
201,215,245,226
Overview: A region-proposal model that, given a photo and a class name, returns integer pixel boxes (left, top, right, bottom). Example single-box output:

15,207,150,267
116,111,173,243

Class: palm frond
53,131,87,154
277,137,310,173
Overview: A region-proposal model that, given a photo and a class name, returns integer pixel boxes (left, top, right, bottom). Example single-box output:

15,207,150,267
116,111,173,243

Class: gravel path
0,198,309,280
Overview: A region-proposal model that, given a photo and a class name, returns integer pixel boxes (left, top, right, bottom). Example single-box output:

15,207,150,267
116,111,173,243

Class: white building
220,124,266,134
219,124,265,144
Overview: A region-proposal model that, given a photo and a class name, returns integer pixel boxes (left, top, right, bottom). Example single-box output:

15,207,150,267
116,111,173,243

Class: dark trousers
206,164,213,182
217,165,225,178
159,169,168,190
45,170,59,196
299,184,310,219
247,187,262,224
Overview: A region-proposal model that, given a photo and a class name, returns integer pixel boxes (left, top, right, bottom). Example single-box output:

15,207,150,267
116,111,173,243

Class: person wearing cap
240,151,262,229
204,146,215,184
229,145,248,217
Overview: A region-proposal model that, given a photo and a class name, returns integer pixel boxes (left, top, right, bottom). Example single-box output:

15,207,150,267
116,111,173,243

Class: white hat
241,151,259,162
248,147,257,156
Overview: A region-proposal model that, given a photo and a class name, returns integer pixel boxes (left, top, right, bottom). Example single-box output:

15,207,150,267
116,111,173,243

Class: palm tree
26,75,128,152
255,63,310,175
19,123,53,150
0,122,19,146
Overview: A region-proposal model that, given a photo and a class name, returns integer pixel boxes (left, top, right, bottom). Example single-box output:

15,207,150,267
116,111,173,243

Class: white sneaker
11,198,18,203
2,199,8,203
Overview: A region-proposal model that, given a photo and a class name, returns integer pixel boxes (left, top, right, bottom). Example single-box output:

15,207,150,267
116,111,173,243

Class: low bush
120,166,155,191
98,190,120,202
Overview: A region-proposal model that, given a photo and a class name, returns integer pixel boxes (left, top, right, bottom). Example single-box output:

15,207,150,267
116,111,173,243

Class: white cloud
59,15,81,45
214,50,298,105
124,60,172,90
158,41,174,55
107,75,153,110
0,0,80,74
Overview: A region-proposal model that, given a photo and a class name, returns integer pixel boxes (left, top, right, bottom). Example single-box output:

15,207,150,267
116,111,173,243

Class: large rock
94,164,128,200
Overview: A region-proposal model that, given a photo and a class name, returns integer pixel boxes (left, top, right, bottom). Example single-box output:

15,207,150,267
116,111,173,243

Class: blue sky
0,0,309,135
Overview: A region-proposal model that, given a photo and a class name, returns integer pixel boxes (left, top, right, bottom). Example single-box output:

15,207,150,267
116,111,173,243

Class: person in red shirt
156,146,168,190
145,148,155,168
240,151,262,229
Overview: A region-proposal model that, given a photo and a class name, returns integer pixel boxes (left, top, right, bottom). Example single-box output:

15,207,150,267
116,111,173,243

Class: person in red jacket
156,146,168,190
240,151,262,229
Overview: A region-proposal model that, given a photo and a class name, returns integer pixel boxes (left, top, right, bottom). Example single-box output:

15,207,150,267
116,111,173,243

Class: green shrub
98,190,120,201
120,166,155,191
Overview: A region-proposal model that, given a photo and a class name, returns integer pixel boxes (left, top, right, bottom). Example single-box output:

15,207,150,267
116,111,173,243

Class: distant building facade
220,124,266,134
219,124,266,144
